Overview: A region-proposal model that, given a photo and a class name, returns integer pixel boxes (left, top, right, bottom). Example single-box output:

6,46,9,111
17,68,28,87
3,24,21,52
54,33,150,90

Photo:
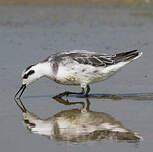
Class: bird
14,49,142,99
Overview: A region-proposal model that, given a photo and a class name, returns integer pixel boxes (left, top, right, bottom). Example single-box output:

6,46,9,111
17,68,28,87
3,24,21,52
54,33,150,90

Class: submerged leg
85,85,90,97
55,88,85,97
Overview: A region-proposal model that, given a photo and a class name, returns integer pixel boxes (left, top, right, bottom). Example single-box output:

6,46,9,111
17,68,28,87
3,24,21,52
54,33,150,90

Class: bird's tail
113,50,143,63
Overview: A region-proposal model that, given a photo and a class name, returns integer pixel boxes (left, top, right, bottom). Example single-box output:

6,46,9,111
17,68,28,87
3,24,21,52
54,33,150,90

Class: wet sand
0,2,153,152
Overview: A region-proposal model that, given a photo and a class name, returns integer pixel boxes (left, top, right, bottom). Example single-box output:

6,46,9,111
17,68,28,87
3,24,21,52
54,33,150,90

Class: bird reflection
15,98,142,142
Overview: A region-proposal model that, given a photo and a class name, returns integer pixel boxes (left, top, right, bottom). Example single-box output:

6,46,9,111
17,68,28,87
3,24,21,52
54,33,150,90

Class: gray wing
42,51,114,74
72,53,115,67
51,51,115,67
48,50,139,70
68,50,139,67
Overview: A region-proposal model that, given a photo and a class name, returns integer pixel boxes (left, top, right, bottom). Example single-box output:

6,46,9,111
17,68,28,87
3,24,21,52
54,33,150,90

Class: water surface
0,2,153,152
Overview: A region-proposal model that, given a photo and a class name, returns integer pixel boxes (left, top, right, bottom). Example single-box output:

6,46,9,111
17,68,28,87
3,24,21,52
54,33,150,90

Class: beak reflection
15,97,142,142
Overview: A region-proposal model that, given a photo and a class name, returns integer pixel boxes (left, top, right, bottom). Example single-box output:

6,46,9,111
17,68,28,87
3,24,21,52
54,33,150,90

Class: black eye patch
23,70,35,79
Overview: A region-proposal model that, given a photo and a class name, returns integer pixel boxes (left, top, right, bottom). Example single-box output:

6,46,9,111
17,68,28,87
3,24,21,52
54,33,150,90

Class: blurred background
0,0,152,5
0,0,153,152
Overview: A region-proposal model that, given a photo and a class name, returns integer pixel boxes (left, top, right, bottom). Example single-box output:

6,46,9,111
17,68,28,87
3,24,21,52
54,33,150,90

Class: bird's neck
34,62,53,79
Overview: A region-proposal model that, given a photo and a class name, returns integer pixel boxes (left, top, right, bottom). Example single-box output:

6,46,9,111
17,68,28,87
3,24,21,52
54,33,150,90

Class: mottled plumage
46,50,140,73
15,50,142,99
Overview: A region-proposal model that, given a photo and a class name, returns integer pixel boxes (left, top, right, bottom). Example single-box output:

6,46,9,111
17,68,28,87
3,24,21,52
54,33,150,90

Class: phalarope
14,50,142,99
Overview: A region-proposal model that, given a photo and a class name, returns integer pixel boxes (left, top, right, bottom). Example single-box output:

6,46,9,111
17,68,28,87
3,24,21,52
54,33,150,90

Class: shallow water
0,2,153,152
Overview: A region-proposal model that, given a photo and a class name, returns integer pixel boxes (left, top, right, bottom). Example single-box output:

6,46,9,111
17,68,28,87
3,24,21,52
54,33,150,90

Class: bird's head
14,61,52,100
14,64,42,100
22,64,39,86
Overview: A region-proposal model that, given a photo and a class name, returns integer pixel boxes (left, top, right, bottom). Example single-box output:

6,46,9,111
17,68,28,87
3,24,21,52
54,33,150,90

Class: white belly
54,62,128,86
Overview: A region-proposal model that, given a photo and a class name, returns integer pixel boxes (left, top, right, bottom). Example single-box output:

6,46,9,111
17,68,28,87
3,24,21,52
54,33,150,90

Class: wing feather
49,50,140,68
73,54,114,67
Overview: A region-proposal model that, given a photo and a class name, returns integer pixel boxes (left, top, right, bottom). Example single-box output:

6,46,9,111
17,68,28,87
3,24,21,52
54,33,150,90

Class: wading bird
14,50,142,99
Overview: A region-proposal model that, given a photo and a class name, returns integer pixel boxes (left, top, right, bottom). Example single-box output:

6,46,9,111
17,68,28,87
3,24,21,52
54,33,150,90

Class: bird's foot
84,94,89,98
54,90,85,98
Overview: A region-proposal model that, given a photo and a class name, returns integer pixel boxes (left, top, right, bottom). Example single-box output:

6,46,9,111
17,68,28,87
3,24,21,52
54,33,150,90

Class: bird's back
44,50,142,86
51,50,142,68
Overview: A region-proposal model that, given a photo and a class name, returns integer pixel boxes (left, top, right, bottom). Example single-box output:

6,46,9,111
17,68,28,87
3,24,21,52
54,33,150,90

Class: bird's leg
65,88,85,96
85,85,90,97
55,88,85,98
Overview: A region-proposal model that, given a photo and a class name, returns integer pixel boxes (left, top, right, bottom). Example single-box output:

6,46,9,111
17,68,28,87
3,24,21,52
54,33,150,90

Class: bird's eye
23,70,35,79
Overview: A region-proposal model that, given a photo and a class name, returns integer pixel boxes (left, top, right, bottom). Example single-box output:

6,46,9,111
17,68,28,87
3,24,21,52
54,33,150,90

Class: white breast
54,61,129,86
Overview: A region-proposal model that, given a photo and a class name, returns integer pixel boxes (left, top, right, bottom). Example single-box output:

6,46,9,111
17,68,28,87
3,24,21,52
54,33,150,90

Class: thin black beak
14,84,26,100
14,84,27,112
